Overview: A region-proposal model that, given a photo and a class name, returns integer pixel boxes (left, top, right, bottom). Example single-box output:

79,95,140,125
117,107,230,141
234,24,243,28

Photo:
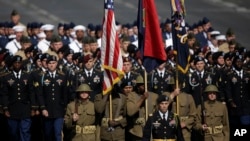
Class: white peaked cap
40,24,55,31
216,35,226,40
13,25,26,32
73,25,86,31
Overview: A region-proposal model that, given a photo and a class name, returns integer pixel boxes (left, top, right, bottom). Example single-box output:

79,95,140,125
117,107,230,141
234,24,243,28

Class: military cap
76,84,92,92
122,56,131,63
69,22,75,29
37,32,46,38
216,35,226,41
73,25,86,32
20,36,31,43
95,24,102,31
204,85,219,93
127,44,138,54
11,55,22,64
210,30,220,38
232,53,244,64
194,56,205,65
63,23,70,30
157,95,170,104
202,17,210,25
30,22,40,29
224,52,234,60
120,81,133,89
226,28,234,36
46,55,57,63
11,9,19,16
41,24,54,31
33,54,43,62
165,18,171,24
24,46,34,54
58,23,64,28
212,51,224,62
82,54,93,64
136,75,144,84
72,52,82,61
50,35,62,43
63,49,74,57
40,53,50,61
13,25,26,32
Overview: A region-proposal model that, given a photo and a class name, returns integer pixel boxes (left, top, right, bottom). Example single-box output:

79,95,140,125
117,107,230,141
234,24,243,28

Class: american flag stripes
101,0,124,95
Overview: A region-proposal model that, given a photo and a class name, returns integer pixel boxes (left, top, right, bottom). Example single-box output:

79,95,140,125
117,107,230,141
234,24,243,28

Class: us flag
101,0,124,95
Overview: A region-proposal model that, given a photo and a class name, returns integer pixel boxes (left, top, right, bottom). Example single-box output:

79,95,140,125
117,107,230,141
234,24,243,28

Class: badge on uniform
152,121,161,129
33,82,39,87
79,76,85,83
23,79,28,85
44,79,51,86
232,77,237,84
57,79,63,85
8,79,15,86
93,75,100,83
205,75,212,84
153,78,158,84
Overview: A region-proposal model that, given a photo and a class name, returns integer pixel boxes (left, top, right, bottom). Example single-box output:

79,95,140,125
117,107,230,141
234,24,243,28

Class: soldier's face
195,61,205,72
123,86,133,96
217,56,225,65
158,101,169,113
207,92,217,101
79,92,89,100
13,61,22,71
47,61,57,71
84,59,94,70
123,62,132,73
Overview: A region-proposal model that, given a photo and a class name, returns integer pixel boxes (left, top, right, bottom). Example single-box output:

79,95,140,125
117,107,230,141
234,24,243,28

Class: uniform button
161,86,163,88
17,88,20,90
52,98,55,100
17,84,20,86
164,132,166,134
18,97,21,100
52,89,54,91
18,93,20,95
164,127,166,129
52,93,54,95
52,84,54,86
240,95,243,98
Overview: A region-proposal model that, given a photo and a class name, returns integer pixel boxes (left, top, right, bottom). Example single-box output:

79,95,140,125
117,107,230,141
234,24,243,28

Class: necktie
239,72,242,79
160,72,163,78
163,114,166,120
50,73,54,78
126,73,129,79
16,73,20,79
199,72,202,79
88,72,91,77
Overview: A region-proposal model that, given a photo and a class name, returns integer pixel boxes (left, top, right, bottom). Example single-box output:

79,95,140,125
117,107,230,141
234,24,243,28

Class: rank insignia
93,75,100,83
44,79,50,86
23,79,28,85
232,77,237,84
57,79,63,85
8,79,15,86
152,120,161,129
33,82,39,87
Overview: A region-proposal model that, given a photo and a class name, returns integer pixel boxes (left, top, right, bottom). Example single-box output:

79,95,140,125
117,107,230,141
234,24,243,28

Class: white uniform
5,39,21,55
69,40,82,53
37,39,50,53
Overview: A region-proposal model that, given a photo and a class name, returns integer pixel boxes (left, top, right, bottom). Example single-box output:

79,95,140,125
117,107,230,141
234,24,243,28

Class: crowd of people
0,9,249,141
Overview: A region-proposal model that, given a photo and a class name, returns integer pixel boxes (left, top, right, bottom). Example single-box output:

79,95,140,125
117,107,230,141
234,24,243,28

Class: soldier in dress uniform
142,95,184,141
94,89,127,141
225,54,250,138
148,62,175,95
72,54,102,102
194,85,229,141
64,84,96,141
36,55,68,141
2,55,36,141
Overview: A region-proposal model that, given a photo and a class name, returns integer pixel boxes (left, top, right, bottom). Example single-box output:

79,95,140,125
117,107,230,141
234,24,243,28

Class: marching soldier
142,95,184,141
2,55,36,141
94,89,127,141
37,55,68,141
72,54,102,102
126,75,159,141
194,85,229,141
148,62,175,95
64,84,96,141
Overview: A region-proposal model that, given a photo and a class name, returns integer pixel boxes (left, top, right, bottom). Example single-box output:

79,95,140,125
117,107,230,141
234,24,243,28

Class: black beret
157,95,170,104
41,53,50,61
194,56,205,65
33,54,43,62
212,51,224,62
120,81,133,89
46,55,57,63
11,55,22,65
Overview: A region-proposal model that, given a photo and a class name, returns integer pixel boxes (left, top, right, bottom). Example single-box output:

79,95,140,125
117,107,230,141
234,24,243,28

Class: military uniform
37,64,68,141
94,93,127,141
148,68,175,95
142,111,184,141
126,91,158,140
195,101,229,141
165,91,197,141
64,100,96,141
2,63,36,141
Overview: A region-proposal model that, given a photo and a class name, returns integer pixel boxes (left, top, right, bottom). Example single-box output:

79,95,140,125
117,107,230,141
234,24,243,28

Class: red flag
101,0,124,95
138,0,167,73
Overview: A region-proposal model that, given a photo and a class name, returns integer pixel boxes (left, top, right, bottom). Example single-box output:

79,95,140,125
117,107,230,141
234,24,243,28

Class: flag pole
144,69,148,121
109,92,112,120
175,53,180,116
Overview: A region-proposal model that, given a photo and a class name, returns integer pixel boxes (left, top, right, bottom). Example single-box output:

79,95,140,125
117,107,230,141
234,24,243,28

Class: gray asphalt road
0,0,249,47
